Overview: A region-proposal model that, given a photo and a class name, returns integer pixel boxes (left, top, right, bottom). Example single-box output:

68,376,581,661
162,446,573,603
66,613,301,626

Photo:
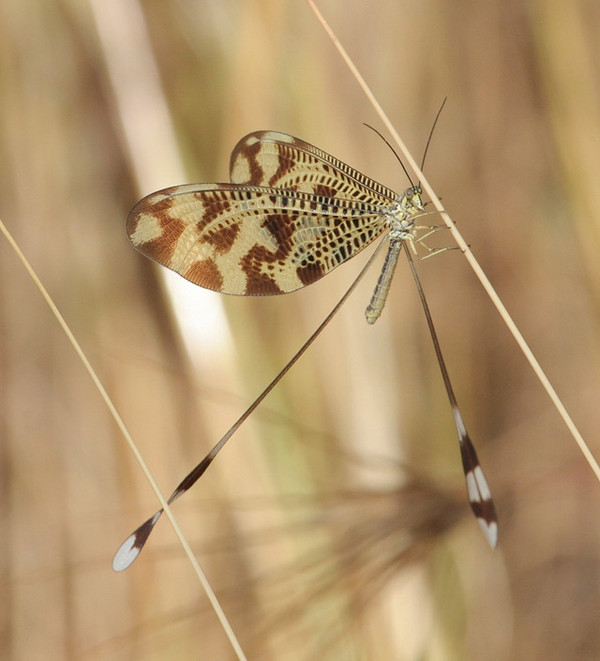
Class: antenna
363,122,415,186
421,98,447,172
364,96,448,184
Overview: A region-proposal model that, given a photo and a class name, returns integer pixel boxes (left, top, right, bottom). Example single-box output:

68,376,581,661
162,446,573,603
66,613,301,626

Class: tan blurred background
2,0,600,659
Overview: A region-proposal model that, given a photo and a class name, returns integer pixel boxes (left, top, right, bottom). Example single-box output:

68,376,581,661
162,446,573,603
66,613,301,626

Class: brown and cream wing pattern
230,130,397,203
127,131,401,296
126,181,388,296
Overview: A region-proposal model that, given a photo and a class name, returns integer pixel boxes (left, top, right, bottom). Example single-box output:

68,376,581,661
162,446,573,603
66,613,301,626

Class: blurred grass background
2,0,600,659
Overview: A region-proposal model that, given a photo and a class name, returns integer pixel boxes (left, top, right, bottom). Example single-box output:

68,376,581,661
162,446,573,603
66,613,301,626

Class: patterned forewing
127,183,387,295
230,131,397,203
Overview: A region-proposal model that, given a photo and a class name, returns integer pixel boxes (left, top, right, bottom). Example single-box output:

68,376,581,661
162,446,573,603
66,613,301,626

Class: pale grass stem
0,216,248,661
306,0,600,487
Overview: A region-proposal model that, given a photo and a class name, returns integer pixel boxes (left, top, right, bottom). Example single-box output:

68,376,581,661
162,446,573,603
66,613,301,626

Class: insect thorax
385,185,425,241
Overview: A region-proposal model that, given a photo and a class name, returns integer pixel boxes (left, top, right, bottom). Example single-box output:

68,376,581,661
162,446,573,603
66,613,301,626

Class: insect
126,131,429,321
114,130,497,571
